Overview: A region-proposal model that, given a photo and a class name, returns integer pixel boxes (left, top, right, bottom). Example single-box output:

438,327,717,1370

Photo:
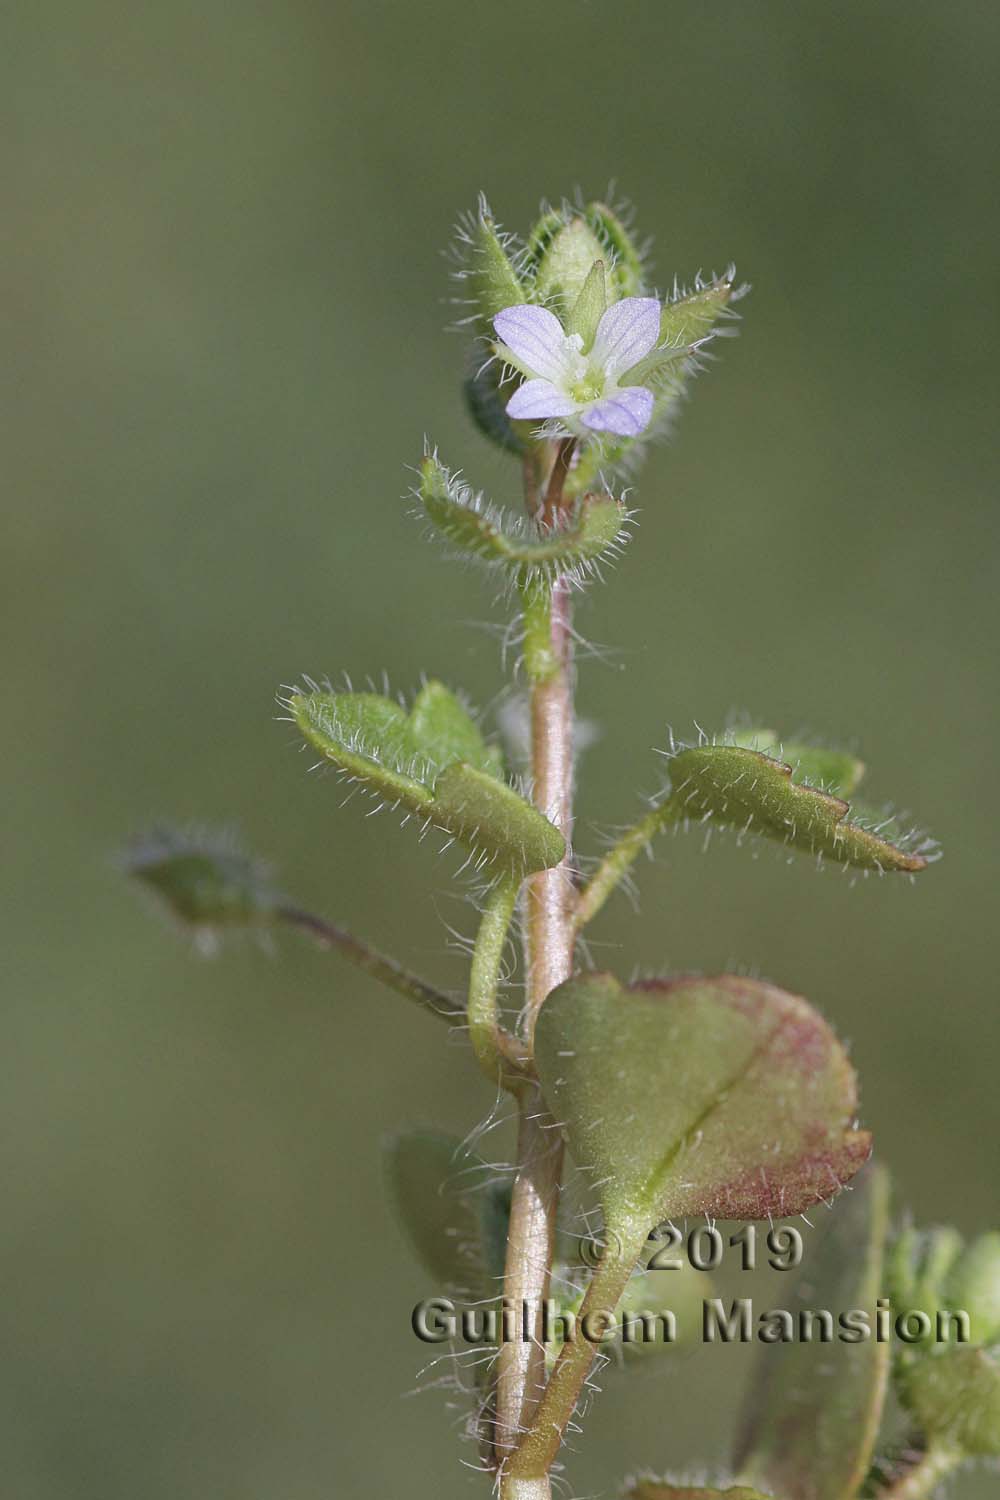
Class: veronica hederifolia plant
124,193,988,1500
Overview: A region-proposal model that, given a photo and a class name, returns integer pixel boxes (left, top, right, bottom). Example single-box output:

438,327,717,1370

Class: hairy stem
496,443,578,1493
879,1442,962,1499
467,872,522,1081
505,1219,647,1483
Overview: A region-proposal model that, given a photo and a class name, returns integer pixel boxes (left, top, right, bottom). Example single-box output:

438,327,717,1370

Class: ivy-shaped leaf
287,680,564,874
418,454,630,583
734,1162,891,1500
534,972,870,1246
666,742,931,872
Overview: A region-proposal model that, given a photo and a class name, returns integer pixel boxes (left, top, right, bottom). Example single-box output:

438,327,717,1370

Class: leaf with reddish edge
734,1162,891,1500
534,973,870,1241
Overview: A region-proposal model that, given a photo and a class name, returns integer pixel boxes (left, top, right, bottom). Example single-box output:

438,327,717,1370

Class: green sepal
565,273,741,497
735,1163,891,1500
666,742,931,872
899,1342,1000,1457
660,274,740,346
288,683,563,873
456,196,526,325
565,258,607,350
529,212,607,313
888,1226,1000,1356
624,1484,773,1500
584,201,645,298
534,971,871,1238
383,1129,509,1302
125,827,281,934
418,454,630,583
886,1226,965,1357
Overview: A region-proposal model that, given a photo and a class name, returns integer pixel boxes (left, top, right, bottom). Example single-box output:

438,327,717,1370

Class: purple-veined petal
580,385,655,437
506,377,580,420
589,297,661,381
494,304,582,384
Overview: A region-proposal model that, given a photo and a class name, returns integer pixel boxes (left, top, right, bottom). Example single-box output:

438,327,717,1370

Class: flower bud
900,1342,1000,1457
125,828,281,944
529,212,607,313
885,1225,964,1352
944,1232,1000,1347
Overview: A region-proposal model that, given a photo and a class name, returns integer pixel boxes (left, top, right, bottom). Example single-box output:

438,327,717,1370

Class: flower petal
580,385,655,438
506,377,580,420
494,304,581,385
589,297,662,381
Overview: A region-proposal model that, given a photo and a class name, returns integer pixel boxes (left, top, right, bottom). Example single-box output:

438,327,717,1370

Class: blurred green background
5,1,998,1495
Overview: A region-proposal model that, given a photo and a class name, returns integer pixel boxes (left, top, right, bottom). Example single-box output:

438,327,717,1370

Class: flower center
570,374,605,404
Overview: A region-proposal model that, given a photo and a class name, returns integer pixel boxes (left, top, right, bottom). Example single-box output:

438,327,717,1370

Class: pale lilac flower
493,298,662,438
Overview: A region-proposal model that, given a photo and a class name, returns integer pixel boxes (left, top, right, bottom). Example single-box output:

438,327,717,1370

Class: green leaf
565,272,742,497
463,354,526,454
666,743,931,872
288,683,564,874
731,730,866,799
534,972,871,1238
125,827,281,936
565,258,607,350
383,1129,508,1301
734,1163,891,1500
624,1486,773,1500
418,454,630,582
408,680,504,779
433,762,565,874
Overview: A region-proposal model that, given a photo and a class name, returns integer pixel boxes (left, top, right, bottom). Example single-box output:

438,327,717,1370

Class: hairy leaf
666,743,929,872
383,1129,508,1302
288,682,563,873
125,827,281,934
534,972,870,1237
418,454,629,581
732,730,865,799
734,1163,891,1500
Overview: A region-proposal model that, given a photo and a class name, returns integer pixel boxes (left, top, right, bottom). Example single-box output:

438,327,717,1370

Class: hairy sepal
534,971,870,1240
566,271,744,496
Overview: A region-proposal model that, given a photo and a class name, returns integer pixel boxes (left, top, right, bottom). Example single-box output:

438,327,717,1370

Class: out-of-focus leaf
383,1129,508,1302
734,1163,891,1500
